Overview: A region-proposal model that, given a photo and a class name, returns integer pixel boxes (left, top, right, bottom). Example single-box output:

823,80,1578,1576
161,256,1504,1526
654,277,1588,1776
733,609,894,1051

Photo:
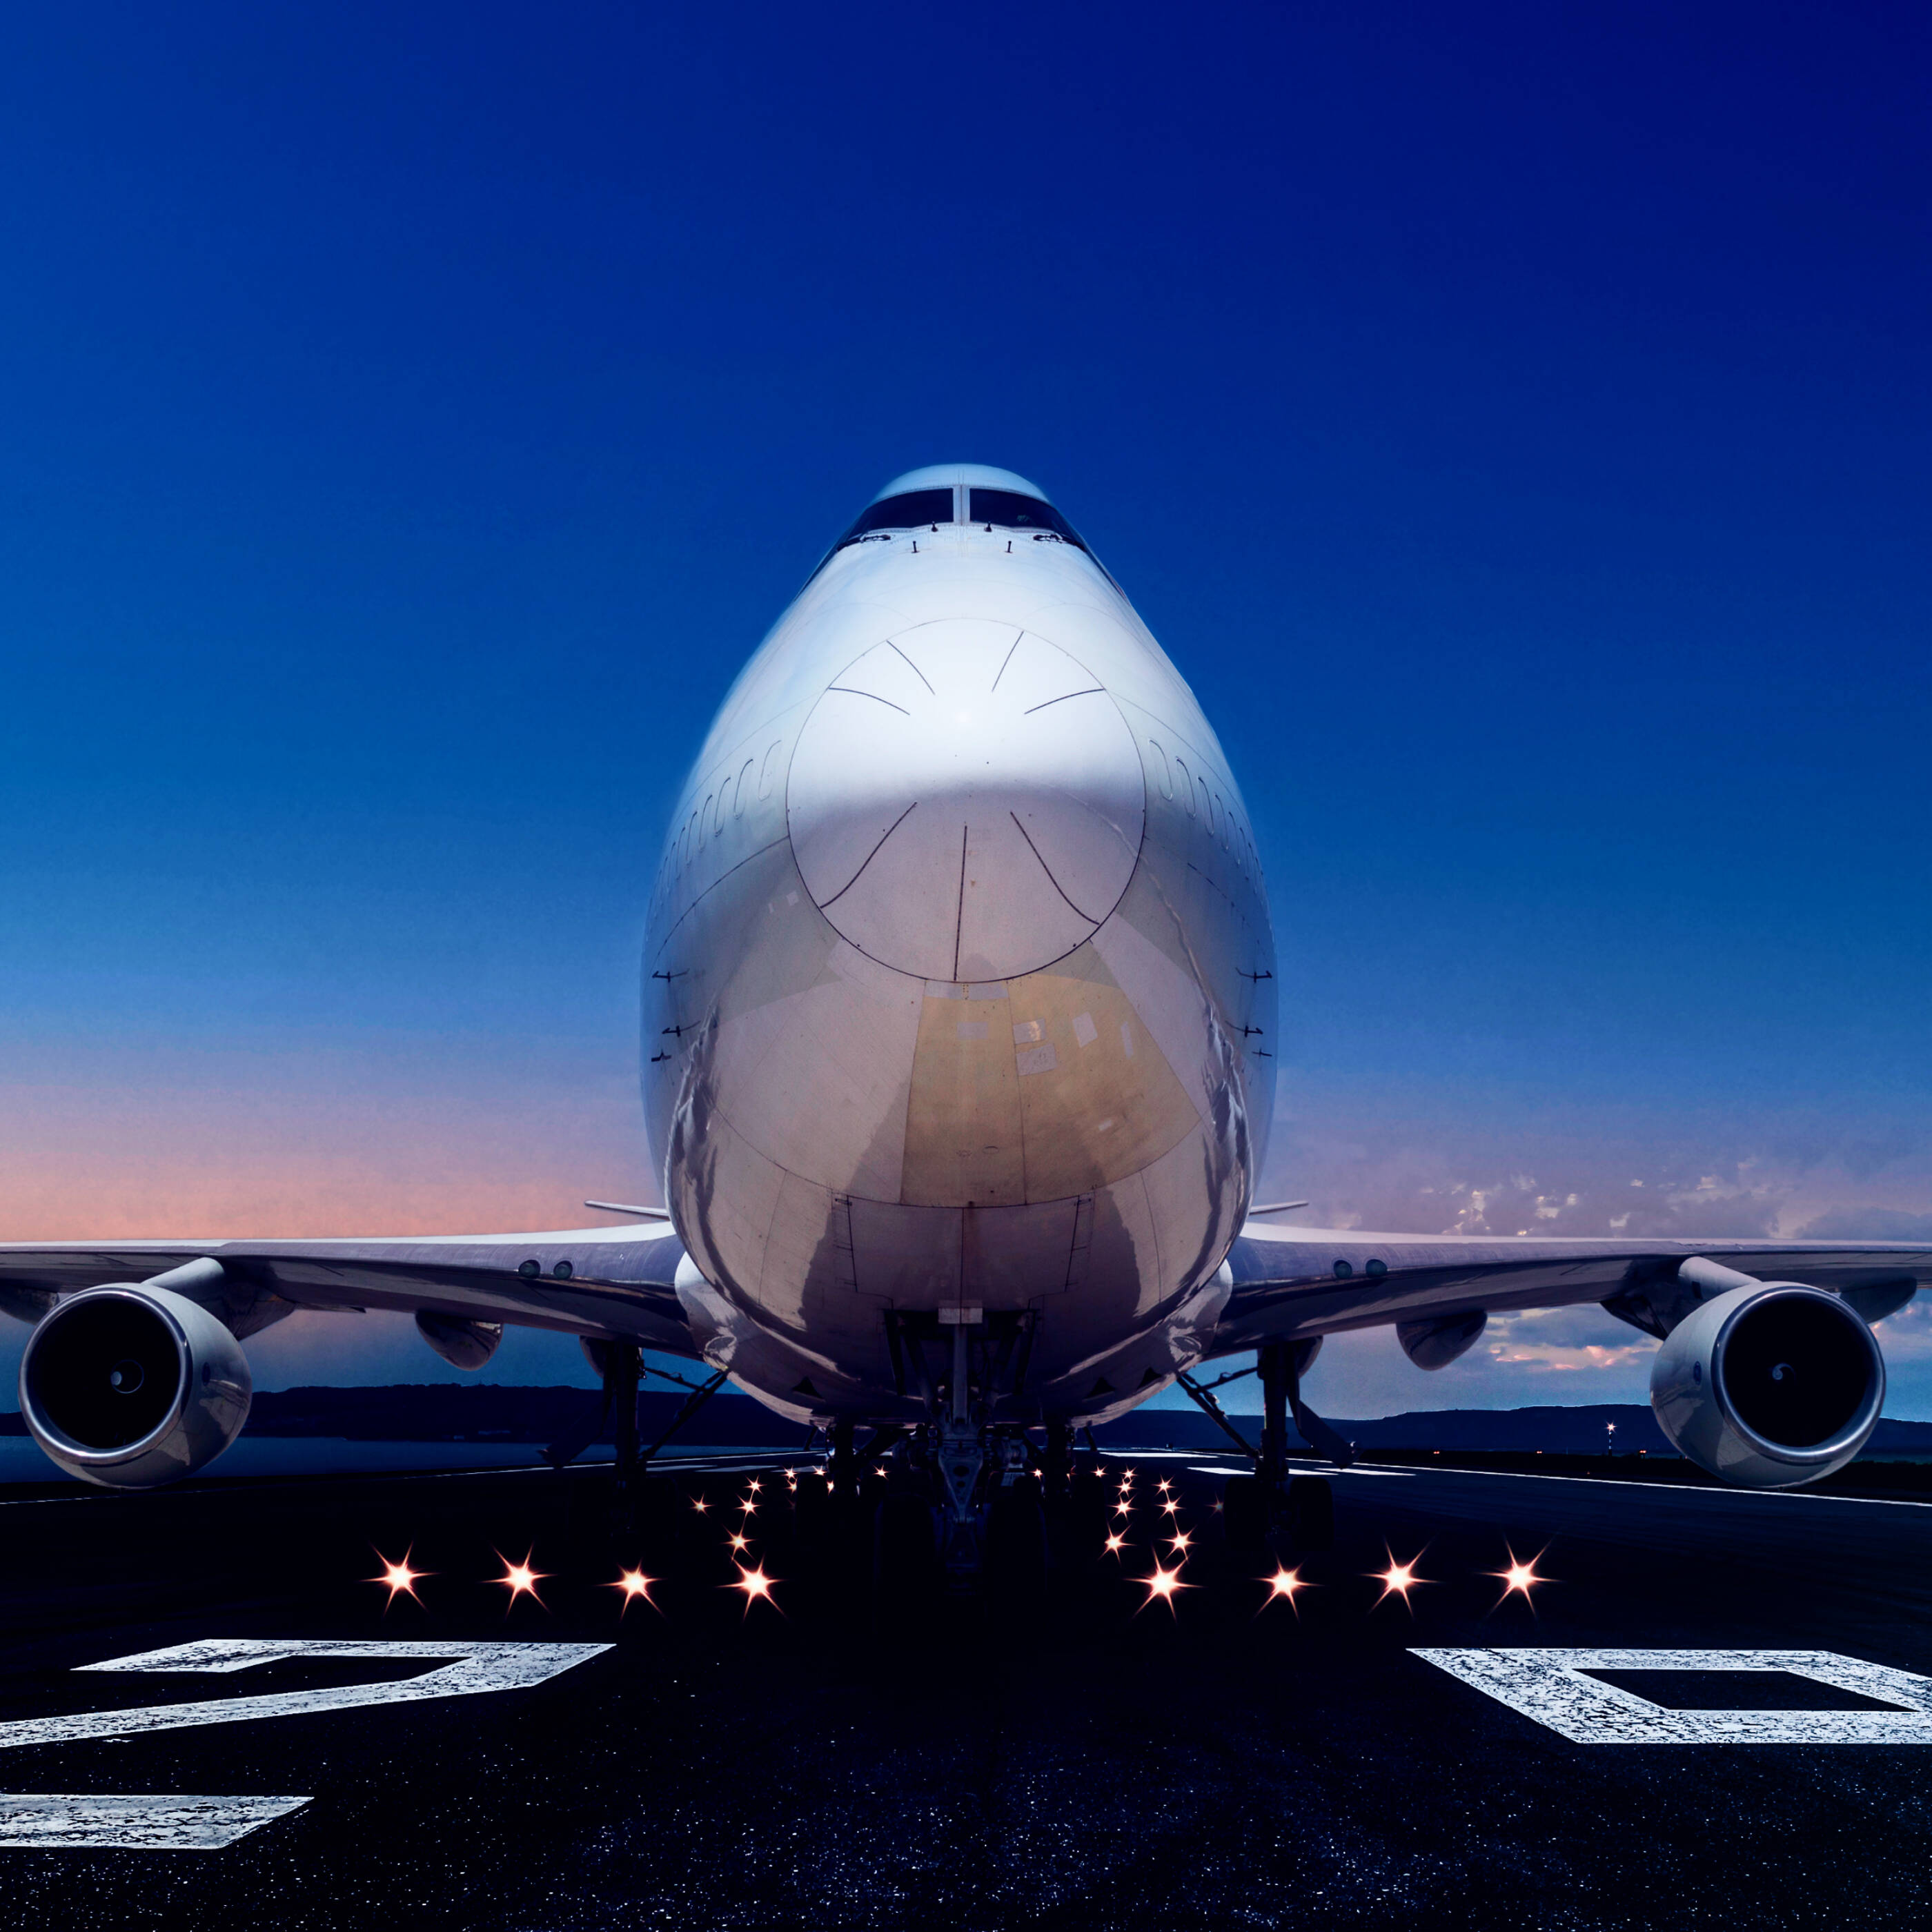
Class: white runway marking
1414,1648,1932,1744
1,1639,611,1752
0,1640,612,1853
1184,1465,1416,1479
0,1793,308,1849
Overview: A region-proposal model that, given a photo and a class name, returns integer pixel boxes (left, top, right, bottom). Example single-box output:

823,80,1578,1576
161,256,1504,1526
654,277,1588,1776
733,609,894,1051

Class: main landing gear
1184,1339,1350,1553
546,1340,730,1550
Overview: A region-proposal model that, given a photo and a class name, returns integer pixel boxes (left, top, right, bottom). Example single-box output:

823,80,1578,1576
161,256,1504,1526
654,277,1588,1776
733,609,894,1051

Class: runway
1,1452,1929,1930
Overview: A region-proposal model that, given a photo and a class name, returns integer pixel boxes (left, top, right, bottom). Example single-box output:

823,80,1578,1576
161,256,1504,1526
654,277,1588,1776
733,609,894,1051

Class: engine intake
1650,1280,1884,1488
19,1283,252,1488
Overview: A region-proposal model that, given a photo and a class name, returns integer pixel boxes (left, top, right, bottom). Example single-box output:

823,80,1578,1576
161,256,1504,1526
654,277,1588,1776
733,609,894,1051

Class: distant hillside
4,1387,1930,1455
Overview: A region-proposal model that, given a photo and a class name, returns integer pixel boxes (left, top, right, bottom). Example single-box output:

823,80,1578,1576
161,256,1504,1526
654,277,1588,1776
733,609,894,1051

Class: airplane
3,464,1926,1584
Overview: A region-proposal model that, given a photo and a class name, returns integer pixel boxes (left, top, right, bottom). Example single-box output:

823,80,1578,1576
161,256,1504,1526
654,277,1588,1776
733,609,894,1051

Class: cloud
1243,1081,1932,1417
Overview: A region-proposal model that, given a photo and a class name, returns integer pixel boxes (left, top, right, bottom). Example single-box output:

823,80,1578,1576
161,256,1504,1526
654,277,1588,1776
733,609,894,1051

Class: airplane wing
1214,1223,1929,1359
0,1226,702,1358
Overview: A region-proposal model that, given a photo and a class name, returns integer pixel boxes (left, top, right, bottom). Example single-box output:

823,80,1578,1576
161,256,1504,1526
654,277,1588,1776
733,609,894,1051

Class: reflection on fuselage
642,466,1276,1429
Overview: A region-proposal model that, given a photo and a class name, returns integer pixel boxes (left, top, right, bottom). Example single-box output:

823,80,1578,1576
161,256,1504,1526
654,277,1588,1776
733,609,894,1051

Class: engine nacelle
18,1285,252,1488
1650,1282,1884,1488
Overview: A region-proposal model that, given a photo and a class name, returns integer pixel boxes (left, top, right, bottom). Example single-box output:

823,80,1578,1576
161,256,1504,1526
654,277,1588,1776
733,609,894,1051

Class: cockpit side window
968,489,1087,551
832,489,956,551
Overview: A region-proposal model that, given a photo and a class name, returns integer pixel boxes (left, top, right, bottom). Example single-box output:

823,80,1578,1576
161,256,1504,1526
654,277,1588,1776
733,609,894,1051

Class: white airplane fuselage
642,469,1276,1429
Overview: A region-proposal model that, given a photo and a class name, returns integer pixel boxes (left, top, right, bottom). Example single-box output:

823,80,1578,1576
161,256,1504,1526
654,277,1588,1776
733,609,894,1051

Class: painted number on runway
1414,1648,1932,1744
0,1639,611,1849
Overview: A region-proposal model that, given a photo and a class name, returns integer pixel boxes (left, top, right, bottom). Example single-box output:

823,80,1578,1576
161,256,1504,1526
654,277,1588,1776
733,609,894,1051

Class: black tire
1222,1474,1271,1547
985,1479,1048,1618
872,1493,941,1629
1287,1475,1334,1551
638,1474,680,1553
791,1471,832,1555
1056,1468,1110,1568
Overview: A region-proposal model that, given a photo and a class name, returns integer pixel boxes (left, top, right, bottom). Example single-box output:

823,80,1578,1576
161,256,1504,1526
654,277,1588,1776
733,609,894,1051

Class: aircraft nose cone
787,618,1146,982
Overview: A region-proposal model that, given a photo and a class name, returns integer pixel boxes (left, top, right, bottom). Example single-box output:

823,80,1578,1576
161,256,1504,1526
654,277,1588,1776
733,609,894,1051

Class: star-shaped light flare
1103,1530,1127,1556
1262,1565,1308,1613
1370,1548,1428,1610
1167,1529,1193,1555
728,1530,750,1552
607,1566,658,1616
1136,1562,1190,1615
1488,1547,1550,1608
367,1547,427,1609
691,1496,709,1514
729,1563,779,1614
493,1550,549,1611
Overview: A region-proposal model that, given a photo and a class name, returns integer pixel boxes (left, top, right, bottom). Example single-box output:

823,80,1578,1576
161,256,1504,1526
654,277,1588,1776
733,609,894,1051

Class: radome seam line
820,802,918,910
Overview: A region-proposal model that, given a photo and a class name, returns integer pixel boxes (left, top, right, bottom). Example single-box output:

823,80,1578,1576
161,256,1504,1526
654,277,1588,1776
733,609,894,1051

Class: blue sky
1,2,1927,1416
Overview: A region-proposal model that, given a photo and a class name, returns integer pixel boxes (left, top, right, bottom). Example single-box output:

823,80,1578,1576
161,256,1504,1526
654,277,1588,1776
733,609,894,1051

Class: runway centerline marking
1413,1648,1932,1744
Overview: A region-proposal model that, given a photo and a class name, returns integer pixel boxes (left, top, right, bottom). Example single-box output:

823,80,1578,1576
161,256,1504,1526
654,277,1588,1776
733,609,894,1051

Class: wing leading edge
0,1228,700,1359
1214,1223,1929,1357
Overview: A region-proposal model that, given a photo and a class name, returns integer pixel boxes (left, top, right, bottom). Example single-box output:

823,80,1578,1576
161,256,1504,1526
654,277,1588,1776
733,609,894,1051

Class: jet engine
18,1281,252,1487
1650,1274,1884,1488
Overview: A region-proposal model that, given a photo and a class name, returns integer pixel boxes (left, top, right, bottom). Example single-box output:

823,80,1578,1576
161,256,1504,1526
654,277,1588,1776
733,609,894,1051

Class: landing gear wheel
637,1474,680,1555
1286,1475,1334,1551
791,1470,831,1553
1056,1466,1110,1568
985,1478,1047,1622
872,1492,941,1631
1221,1473,1270,1548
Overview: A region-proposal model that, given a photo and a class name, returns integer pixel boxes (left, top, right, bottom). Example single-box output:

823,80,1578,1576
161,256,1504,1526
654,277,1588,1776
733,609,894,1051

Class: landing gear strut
1205,1339,1349,1550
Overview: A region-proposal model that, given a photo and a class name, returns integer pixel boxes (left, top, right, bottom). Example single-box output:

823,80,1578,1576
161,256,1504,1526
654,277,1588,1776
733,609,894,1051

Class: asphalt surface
1,1450,1929,1930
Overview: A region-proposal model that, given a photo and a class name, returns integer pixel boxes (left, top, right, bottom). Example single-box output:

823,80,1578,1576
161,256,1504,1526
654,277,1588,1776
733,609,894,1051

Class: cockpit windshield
831,488,955,551
968,489,1087,551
